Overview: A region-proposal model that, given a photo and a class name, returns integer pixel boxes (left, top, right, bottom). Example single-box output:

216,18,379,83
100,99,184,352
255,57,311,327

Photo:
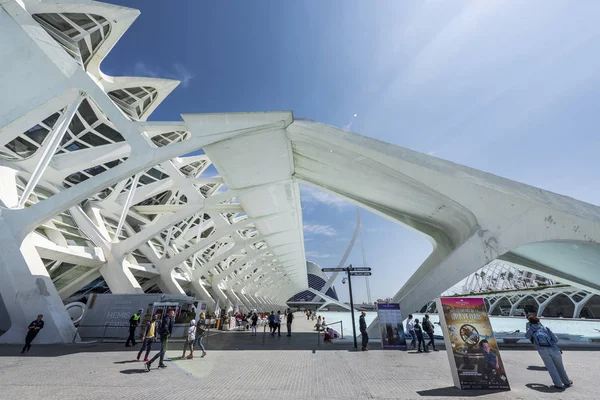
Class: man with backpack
145,310,175,371
525,315,572,390
423,314,438,351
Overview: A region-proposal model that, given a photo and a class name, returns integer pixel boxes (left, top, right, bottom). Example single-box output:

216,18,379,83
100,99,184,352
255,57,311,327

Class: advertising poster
376,303,407,349
436,298,510,391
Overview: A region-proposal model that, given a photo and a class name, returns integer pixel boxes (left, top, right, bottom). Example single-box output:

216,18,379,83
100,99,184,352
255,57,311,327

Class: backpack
532,327,553,347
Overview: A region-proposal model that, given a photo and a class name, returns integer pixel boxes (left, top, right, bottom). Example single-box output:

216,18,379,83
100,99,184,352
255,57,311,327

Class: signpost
321,267,348,272
321,264,373,349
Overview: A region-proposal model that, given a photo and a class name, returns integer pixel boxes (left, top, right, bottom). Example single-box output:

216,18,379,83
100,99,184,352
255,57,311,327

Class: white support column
0,168,77,344
17,92,84,208
99,258,144,294
113,173,141,242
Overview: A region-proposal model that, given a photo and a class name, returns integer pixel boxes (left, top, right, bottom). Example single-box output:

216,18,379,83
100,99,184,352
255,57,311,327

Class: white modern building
287,261,345,311
429,260,600,319
1,0,600,344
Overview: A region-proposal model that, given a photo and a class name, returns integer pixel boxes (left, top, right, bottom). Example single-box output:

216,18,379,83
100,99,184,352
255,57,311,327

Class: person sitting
324,328,332,342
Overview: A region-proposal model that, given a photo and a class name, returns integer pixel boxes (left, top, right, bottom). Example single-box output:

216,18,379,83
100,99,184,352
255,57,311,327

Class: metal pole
347,265,357,349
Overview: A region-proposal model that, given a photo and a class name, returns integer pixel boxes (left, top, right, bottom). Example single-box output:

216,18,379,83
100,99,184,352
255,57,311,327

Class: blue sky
103,0,600,303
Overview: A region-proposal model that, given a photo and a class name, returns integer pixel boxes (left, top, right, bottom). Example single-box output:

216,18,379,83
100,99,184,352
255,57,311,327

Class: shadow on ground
525,383,566,393
527,365,547,371
417,386,508,397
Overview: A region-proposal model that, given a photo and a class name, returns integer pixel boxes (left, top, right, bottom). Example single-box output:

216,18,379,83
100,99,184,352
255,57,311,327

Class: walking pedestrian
181,319,196,359
423,314,437,351
251,312,258,336
137,314,157,361
525,315,572,390
125,309,142,347
145,310,174,371
359,311,369,351
21,314,44,354
268,311,275,335
315,316,323,331
413,318,426,352
406,314,416,349
196,312,207,358
273,311,281,336
286,309,294,336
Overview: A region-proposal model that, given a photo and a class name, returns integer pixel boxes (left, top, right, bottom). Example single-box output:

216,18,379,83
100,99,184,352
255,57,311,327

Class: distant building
288,261,346,310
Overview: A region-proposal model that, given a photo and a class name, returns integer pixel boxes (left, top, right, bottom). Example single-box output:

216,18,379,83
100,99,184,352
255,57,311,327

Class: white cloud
132,61,194,88
301,185,350,210
303,223,337,237
170,63,194,88
305,251,332,259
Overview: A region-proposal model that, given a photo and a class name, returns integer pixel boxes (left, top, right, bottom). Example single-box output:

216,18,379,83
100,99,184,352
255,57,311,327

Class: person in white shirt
406,314,416,349
181,319,197,359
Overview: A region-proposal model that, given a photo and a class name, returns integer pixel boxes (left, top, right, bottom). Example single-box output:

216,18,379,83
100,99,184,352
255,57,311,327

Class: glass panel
104,159,122,169
42,112,61,128
64,141,88,152
78,99,97,125
128,87,146,97
90,14,108,24
34,14,71,32
84,165,106,176
63,13,95,30
4,137,38,158
24,125,49,145
146,168,167,180
108,90,128,101
103,24,110,37
90,29,102,50
79,132,109,146
68,114,85,135
95,124,124,142
64,171,88,186
77,39,91,64
138,175,157,185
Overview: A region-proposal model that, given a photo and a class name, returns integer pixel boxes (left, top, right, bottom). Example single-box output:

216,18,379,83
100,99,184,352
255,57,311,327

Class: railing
316,320,344,347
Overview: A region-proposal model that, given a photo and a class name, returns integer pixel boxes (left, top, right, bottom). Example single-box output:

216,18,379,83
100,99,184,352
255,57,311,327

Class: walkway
0,317,596,400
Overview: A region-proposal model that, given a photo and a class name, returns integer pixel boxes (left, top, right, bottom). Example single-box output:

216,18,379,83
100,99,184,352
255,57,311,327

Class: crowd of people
19,307,573,390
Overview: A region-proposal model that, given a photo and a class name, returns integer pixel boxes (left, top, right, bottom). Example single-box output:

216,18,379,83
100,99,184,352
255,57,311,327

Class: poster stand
376,303,406,350
436,297,510,391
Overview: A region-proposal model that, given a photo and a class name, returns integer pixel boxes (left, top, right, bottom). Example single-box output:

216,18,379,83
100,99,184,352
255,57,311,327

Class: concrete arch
579,295,600,319
541,293,575,318
510,295,539,316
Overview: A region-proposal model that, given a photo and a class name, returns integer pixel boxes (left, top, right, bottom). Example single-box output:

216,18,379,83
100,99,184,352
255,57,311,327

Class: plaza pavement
0,314,597,399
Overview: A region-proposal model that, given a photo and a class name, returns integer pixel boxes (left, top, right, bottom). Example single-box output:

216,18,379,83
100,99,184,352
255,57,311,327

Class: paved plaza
0,316,597,400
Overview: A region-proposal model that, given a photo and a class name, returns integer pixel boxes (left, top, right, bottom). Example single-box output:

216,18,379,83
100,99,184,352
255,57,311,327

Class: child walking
181,319,196,360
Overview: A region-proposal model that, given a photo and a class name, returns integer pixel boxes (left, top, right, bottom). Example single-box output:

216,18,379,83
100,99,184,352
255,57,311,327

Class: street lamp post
346,264,358,349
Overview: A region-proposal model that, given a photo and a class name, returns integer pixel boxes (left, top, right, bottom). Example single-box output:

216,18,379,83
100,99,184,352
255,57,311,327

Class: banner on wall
376,303,407,350
436,298,510,391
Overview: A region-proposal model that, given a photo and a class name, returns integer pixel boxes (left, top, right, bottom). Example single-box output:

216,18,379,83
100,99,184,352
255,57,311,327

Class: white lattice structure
440,260,600,319
2,0,600,344
0,0,306,344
